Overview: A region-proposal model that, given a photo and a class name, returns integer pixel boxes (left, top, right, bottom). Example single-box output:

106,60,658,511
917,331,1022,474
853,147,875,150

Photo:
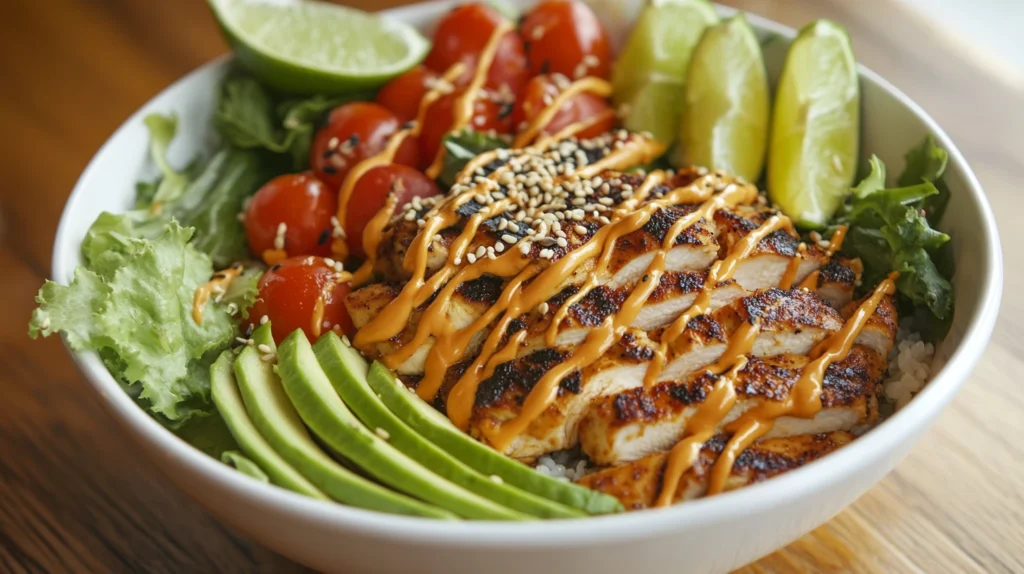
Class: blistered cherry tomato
310,102,419,189
519,1,611,80
512,75,615,139
418,91,514,167
244,173,337,259
376,65,439,124
424,3,529,96
345,165,441,258
246,257,353,344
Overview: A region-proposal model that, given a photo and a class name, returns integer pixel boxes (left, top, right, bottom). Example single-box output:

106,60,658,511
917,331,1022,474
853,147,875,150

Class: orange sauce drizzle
425,23,513,179
350,193,398,287
653,272,898,504
330,129,415,260
191,263,243,325
654,356,749,506
827,225,848,254
778,242,807,290
262,248,288,266
512,77,615,148
310,295,325,339
797,270,821,292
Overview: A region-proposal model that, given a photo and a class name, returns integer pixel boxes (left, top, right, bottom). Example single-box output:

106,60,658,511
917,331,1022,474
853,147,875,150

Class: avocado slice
210,350,328,500
314,333,584,519
276,331,529,521
233,327,453,519
365,362,624,515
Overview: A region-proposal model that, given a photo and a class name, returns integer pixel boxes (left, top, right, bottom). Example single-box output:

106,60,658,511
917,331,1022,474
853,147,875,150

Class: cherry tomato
418,91,514,167
310,102,420,189
375,65,438,124
246,257,353,344
345,165,442,259
423,3,529,96
519,1,611,80
512,75,615,139
245,173,337,259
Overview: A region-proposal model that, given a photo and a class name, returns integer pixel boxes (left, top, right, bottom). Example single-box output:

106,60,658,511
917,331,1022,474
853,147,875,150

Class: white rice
882,320,936,410
534,449,589,481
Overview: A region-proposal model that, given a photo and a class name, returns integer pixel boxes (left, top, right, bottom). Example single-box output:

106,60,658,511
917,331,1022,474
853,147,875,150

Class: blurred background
1,0,1021,572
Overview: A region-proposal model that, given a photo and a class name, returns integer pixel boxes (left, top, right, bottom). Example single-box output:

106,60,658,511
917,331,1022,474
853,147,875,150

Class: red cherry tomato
418,91,514,167
310,102,420,189
512,75,615,139
244,173,337,259
375,65,438,124
519,1,611,80
423,3,529,96
246,257,353,344
345,165,441,258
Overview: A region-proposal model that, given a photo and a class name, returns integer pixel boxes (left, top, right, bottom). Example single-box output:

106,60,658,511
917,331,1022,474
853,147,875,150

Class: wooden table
2,0,1021,571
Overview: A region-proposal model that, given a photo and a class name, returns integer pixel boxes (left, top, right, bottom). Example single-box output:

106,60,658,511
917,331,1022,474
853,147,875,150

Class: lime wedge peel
767,19,860,228
208,0,430,95
678,14,769,182
612,0,719,144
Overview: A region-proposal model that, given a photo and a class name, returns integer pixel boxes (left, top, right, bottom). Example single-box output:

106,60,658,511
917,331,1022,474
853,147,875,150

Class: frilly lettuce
30,219,257,426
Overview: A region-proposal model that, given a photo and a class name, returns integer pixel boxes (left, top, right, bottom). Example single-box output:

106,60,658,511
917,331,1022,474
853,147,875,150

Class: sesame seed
538,302,550,315
539,248,554,259
467,253,477,264
260,315,269,325
235,337,249,345
556,237,568,248
519,242,532,255
375,427,390,441
260,353,276,363
257,344,272,353
501,234,518,244
495,241,505,253
489,474,504,484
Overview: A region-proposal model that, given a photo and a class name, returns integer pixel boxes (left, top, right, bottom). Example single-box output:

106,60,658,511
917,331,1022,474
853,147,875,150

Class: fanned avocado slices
313,332,584,519
276,330,531,521
233,325,454,519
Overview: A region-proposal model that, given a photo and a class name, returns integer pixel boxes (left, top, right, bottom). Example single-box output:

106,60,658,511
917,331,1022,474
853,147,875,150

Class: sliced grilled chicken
816,257,862,310
577,431,855,510
466,289,848,460
578,344,884,465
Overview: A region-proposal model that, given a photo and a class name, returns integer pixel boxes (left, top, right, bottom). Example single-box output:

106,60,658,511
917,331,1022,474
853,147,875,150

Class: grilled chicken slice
578,344,884,465
577,431,855,510
466,289,848,460
816,257,862,310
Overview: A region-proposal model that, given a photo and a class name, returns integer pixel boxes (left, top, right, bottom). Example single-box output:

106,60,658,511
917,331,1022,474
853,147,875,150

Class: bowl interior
51,0,1001,544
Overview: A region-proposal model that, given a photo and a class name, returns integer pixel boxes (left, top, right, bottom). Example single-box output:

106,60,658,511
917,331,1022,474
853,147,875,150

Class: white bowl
52,2,1002,573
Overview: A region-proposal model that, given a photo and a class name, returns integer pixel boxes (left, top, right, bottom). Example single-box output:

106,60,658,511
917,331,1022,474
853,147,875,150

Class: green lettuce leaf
438,130,510,189
897,135,951,223
30,218,242,424
837,140,954,332
214,73,367,170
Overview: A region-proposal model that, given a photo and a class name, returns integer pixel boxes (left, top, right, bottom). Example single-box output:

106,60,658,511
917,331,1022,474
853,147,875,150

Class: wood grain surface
1,0,1021,572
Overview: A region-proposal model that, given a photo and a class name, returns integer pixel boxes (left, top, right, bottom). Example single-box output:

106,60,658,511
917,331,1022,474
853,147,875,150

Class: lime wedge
208,0,430,95
767,20,859,228
679,15,769,182
612,0,718,143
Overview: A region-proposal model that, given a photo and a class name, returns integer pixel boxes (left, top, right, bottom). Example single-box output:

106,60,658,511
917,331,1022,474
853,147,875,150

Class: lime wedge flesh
612,0,718,144
679,14,769,182
767,19,860,228
208,0,430,95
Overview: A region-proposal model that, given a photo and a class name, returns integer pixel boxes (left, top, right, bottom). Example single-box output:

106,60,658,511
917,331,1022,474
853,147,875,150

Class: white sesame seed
257,344,272,353
489,474,504,484
467,253,477,264
260,353,276,363
260,315,269,325
501,234,518,244
375,427,390,441
519,242,532,255
495,241,505,253
556,237,568,248
538,302,550,315
539,248,554,259
235,337,249,345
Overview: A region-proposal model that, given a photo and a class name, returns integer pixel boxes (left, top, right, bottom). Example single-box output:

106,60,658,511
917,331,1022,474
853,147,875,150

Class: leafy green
30,219,243,425
836,139,954,334
897,135,951,223
133,114,275,267
174,411,241,458
438,130,510,189
221,266,263,320
221,451,270,483
214,73,367,170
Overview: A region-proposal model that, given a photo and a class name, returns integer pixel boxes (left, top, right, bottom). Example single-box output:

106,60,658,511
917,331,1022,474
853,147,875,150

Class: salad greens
837,136,953,339
214,74,369,170
438,130,510,189
30,220,255,426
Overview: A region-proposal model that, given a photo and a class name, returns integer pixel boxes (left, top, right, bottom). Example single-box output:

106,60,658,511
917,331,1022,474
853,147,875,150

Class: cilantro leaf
438,130,510,189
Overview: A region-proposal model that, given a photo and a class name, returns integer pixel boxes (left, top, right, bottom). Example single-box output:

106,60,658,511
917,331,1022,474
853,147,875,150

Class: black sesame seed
539,60,551,75
317,228,331,245
271,264,282,272
348,133,360,146
323,166,338,175
322,149,334,159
